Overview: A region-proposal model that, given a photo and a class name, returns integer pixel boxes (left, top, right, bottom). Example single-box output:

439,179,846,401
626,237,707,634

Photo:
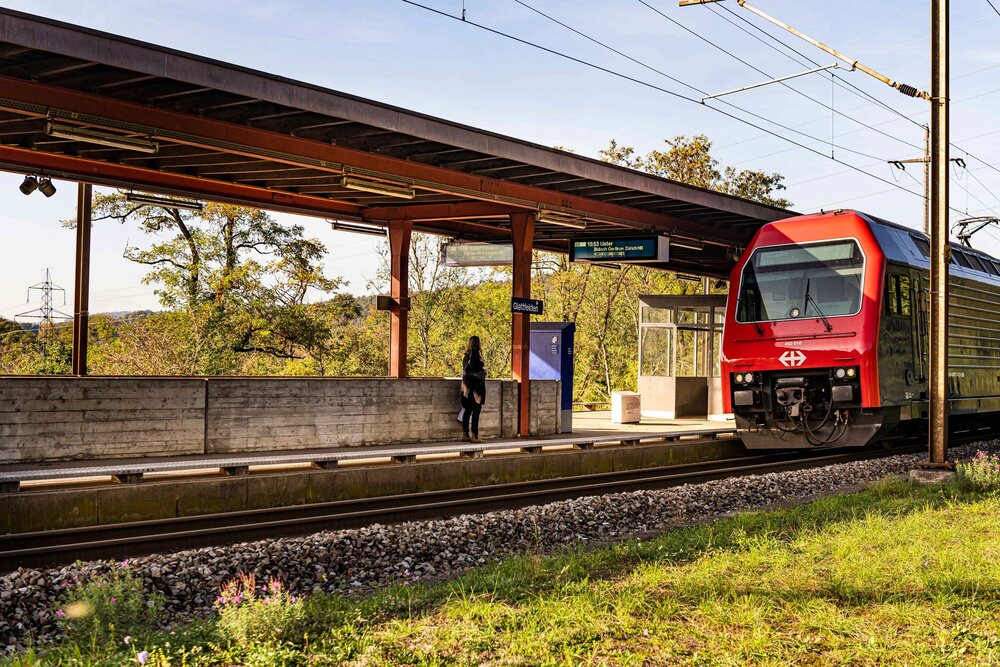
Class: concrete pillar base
908,468,956,485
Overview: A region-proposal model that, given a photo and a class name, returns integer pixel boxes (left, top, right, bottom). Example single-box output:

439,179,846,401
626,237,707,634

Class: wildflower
110,597,117,604
136,650,149,665
124,635,131,645
63,602,91,619
55,610,64,618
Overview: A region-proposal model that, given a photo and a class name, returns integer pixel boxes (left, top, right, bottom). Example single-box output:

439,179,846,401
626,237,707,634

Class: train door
879,269,918,405
911,269,929,393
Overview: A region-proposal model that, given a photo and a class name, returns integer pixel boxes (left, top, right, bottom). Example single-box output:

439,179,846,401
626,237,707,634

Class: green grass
10,478,1000,666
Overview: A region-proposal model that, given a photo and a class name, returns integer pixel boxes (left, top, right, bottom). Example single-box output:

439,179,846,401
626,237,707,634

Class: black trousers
461,395,482,436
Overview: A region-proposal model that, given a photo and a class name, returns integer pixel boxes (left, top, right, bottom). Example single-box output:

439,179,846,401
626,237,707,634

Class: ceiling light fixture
340,176,415,200
537,212,588,230
125,192,203,211
46,121,159,154
329,220,387,237
36,178,56,197
19,175,38,195
670,237,704,251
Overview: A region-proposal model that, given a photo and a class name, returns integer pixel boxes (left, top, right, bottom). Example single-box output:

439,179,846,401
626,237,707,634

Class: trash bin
611,391,641,424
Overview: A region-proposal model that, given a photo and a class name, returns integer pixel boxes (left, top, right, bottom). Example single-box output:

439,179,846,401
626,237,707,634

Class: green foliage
18,481,1000,666
957,450,1000,491
215,573,308,647
55,565,163,655
74,195,342,374
600,134,792,208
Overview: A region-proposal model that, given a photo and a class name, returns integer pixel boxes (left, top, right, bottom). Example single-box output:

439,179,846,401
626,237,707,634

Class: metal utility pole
927,0,950,467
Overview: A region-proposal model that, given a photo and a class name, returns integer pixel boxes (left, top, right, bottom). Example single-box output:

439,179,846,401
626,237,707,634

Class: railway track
0,443,925,572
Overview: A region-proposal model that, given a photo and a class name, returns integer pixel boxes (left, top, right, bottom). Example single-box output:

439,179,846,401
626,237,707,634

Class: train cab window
911,235,931,258
737,240,864,324
954,251,973,269
886,274,911,317
991,261,1000,277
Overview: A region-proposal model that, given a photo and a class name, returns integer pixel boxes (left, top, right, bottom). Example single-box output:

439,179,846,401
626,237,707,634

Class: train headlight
744,372,754,383
846,367,857,378
835,368,847,379
735,373,745,383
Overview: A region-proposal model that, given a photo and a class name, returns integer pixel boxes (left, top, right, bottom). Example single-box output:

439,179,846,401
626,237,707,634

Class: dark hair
466,335,481,354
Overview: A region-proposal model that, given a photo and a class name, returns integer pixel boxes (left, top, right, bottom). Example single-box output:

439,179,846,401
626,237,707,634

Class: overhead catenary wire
402,0,1000,222
512,0,892,163
699,1,1000,189
399,0,932,202
987,0,1000,18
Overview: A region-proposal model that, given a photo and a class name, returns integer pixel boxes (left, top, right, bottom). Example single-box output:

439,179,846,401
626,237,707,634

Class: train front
721,211,888,449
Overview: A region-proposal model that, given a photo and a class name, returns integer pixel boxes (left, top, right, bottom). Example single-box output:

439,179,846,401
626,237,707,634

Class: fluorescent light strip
330,221,387,237
125,192,203,211
340,176,414,200
670,238,704,251
46,121,159,154
537,213,588,230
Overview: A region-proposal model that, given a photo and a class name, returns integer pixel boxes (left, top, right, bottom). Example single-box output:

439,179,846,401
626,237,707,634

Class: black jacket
462,350,487,405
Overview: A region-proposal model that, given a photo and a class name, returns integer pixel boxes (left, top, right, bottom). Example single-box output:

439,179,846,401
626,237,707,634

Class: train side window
992,260,1000,276
898,275,911,315
886,274,911,317
984,260,1000,277
886,275,899,314
954,251,973,269
911,236,931,258
966,254,987,273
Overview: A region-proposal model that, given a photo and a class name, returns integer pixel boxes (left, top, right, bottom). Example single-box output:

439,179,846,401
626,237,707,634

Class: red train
721,209,1000,449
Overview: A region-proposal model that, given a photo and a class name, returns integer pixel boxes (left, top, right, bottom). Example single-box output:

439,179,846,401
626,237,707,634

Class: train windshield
736,240,864,324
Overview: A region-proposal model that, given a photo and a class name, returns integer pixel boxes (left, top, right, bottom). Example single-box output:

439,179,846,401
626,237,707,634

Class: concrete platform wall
0,377,560,463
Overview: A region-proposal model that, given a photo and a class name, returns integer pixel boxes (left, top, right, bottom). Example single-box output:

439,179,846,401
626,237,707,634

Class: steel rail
0,444,924,572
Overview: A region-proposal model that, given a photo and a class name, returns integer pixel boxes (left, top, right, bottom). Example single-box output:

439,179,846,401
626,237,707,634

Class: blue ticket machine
529,322,575,433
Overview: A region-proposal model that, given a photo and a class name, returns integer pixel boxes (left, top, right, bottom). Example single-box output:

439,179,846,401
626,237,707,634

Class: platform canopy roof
0,9,793,276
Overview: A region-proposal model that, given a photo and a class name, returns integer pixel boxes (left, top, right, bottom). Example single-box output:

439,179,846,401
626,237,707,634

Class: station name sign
442,241,513,267
511,297,544,315
570,237,669,263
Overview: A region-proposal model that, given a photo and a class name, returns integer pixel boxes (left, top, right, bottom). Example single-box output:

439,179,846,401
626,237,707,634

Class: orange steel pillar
388,220,412,378
71,183,92,376
510,212,535,436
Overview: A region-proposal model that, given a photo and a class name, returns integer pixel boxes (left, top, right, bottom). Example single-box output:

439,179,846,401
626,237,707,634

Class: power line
511,0,886,162
403,0,1000,215
987,0,1000,18
635,0,923,152
713,3,925,132
412,0,930,196
692,1,1000,193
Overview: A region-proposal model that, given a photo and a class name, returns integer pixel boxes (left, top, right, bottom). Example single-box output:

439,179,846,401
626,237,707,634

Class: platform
0,417,743,534
0,415,732,490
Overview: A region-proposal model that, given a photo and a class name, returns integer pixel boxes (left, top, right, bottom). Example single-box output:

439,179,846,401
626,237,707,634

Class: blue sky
2,0,999,319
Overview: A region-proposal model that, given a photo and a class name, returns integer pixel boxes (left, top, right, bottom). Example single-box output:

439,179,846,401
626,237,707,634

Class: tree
73,194,342,374
600,134,792,208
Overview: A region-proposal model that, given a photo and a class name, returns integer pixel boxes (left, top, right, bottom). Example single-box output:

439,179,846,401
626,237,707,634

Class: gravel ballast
2,442,995,652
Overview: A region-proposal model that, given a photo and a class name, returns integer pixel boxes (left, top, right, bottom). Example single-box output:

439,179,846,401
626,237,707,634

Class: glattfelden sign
511,297,544,315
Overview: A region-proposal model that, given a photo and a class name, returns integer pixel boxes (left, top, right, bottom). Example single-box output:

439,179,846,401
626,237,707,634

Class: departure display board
570,237,669,263
442,241,513,267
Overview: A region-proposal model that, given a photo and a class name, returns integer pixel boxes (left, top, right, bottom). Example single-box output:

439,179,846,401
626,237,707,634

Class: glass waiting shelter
638,294,730,420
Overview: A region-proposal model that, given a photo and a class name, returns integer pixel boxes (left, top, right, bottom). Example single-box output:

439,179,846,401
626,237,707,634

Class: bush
215,573,308,646
55,563,163,652
957,450,1000,490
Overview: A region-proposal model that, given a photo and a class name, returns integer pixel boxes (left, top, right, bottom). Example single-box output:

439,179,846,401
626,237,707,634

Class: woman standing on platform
461,336,486,442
